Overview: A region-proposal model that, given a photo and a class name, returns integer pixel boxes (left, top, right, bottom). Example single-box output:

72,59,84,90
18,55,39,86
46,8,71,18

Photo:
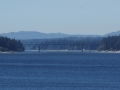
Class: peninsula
0,36,24,52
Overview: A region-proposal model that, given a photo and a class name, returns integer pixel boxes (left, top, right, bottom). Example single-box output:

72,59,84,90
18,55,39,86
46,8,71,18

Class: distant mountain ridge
0,31,100,39
0,30,120,39
0,31,70,39
103,30,120,36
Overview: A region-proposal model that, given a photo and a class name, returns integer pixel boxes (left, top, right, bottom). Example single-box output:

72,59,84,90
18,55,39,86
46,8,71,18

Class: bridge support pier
81,46,83,52
38,45,40,52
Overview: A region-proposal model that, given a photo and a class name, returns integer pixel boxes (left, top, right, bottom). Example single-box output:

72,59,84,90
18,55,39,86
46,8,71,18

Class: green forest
98,35,120,51
0,36,24,52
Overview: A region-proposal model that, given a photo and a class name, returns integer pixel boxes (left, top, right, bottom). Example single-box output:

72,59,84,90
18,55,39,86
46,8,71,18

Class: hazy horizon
1,30,120,36
0,0,120,35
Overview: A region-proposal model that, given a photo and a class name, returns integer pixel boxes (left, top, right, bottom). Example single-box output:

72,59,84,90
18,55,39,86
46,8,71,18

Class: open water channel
0,51,120,90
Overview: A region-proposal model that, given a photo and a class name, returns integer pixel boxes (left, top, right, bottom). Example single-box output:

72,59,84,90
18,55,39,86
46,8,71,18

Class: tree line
98,35,120,51
0,36,24,52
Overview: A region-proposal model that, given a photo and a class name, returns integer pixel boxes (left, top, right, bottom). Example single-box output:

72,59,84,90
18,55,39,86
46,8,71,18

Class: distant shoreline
26,50,92,52
0,51,22,54
25,50,120,53
1,50,120,54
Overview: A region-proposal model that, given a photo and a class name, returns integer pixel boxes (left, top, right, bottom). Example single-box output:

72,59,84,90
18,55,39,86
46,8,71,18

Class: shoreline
1,50,120,54
25,50,120,53
0,51,23,54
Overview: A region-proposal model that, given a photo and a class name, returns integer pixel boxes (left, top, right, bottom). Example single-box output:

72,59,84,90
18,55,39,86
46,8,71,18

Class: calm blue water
0,51,120,90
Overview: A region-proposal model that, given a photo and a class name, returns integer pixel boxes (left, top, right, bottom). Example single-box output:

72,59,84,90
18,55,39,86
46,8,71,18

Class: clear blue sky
0,0,120,35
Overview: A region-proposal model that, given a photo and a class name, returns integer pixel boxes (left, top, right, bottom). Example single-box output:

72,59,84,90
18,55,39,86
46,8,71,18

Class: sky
0,0,120,35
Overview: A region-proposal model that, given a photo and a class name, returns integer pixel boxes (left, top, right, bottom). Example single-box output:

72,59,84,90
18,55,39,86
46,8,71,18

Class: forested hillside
98,36,120,51
0,36,24,52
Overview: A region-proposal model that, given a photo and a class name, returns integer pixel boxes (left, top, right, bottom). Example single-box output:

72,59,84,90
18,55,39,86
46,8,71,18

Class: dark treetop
98,35,120,51
0,36,24,52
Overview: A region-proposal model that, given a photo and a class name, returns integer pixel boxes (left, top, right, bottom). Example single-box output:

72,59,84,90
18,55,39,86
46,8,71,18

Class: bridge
22,41,99,52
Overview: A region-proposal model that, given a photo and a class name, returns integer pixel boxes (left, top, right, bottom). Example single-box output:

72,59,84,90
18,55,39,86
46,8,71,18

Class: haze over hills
0,31,70,39
103,30,120,36
0,30,120,39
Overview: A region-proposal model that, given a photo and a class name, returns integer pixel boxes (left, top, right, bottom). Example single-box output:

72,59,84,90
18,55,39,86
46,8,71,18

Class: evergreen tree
0,36,24,52
98,35,120,51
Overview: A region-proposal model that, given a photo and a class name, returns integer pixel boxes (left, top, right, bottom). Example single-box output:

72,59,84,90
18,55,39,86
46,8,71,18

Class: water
0,51,120,90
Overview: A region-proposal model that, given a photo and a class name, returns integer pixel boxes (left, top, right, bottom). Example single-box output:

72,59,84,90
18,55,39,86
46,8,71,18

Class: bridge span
22,41,99,52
